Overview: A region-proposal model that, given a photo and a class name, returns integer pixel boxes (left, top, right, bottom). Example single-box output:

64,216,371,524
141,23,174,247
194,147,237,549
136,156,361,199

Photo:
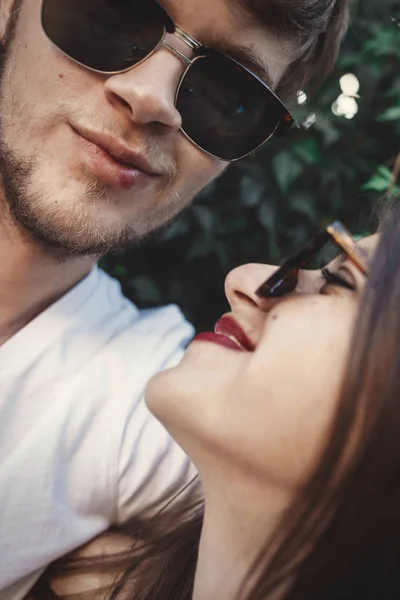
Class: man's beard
0,2,181,259
0,144,178,258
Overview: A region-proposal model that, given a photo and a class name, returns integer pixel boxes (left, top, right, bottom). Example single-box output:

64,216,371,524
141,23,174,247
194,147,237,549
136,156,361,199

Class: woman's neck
193,482,289,600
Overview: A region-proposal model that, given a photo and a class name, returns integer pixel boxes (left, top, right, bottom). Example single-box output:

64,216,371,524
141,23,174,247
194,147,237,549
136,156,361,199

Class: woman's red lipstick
215,315,255,351
192,332,243,351
192,315,255,352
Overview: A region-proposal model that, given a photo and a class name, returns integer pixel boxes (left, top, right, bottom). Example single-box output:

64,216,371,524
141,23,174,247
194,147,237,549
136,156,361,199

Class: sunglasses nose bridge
173,26,202,51
161,38,192,66
160,24,200,65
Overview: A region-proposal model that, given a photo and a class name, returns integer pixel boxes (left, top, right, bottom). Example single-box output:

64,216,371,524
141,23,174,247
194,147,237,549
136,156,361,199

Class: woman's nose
225,263,324,313
225,263,278,314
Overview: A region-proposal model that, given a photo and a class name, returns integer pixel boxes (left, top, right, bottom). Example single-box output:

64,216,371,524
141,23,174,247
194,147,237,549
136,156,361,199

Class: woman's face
146,236,378,496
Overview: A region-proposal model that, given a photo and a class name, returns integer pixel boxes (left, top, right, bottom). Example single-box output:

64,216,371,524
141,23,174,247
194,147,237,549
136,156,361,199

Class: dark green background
102,0,400,331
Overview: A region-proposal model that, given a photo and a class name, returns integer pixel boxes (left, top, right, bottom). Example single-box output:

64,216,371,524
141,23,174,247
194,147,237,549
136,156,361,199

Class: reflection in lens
42,0,166,72
177,56,284,160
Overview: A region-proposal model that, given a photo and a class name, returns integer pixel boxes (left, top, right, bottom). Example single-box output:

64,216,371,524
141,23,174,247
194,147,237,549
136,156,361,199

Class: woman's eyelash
321,267,355,291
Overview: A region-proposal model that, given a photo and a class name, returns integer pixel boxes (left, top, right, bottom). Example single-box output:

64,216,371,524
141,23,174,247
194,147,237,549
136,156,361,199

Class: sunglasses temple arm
350,246,369,275
275,115,295,137
256,230,330,298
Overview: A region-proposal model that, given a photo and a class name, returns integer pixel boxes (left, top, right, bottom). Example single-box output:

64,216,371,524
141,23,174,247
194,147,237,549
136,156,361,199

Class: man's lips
72,125,161,175
71,124,165,190
192,315,255,352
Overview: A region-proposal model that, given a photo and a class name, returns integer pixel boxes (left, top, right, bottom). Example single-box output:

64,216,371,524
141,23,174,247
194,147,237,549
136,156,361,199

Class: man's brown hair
234,0,353,99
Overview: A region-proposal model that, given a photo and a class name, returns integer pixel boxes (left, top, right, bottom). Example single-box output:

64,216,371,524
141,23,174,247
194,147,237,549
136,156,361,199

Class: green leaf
378,106,400,122
111,264,127,278
272,152,302,192
161,216,189,241
363,166,393,192
258,202,276,231
292,138,323,164
364,28,400,58
240,175,266,207
193,206,215,232
186,236,213,260
130,276,161,304
312,114,341,146
289,193,316,221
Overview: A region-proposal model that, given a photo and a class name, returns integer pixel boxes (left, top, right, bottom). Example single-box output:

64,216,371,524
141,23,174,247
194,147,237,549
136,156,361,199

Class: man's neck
193,481,289,600
0,219,94,346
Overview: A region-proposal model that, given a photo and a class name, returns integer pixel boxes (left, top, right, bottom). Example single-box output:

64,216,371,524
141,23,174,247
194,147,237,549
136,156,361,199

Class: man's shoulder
62,268,194,417
94,267,194,369
97,266,192,334
76,271,197,523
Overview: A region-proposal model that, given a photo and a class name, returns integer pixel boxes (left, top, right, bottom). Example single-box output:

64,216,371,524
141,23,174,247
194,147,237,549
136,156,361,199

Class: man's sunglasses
41,0,294,162
256,221,369,298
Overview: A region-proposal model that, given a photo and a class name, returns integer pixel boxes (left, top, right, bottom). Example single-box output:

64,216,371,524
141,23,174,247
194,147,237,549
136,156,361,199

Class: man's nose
103,41,185,134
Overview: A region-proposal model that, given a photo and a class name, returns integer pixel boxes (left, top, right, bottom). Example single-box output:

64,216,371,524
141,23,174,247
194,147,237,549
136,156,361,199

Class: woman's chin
145,365,184,423
145,369,168,415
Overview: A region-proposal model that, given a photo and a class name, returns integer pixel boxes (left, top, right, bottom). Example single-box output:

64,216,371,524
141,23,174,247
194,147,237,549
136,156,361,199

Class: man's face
0,0,292,256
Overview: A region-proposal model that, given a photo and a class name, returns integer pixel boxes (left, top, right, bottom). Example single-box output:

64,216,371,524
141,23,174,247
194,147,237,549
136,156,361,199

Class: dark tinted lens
256,230,331,298
177,55,285,160
42,0,166,72
256,268,299,298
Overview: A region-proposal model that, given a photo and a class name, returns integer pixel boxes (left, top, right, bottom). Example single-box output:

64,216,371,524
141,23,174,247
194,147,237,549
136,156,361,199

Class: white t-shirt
0,266,195,600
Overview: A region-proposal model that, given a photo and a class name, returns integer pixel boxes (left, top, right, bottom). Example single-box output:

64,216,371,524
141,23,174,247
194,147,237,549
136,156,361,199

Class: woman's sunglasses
41,0,294,162
256,221,369,298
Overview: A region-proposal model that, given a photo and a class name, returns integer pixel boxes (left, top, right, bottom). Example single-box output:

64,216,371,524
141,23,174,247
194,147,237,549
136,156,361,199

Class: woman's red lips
191,316,254,352
214,315,255,351
192,332,243,351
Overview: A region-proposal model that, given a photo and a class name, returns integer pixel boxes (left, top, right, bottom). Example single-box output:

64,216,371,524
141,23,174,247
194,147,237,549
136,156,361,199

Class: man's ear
0,0,17,43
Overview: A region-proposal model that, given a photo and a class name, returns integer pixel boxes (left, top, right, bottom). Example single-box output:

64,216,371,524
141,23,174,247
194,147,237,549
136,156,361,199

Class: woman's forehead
358,233,379,255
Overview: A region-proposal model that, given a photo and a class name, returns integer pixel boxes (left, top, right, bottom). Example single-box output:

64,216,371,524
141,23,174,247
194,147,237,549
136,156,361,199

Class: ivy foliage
102,0,400,331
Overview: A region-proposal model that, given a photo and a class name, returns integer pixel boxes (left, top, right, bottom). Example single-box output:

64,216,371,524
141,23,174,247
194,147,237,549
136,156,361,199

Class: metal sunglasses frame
256,221,369,298
40,0,294,162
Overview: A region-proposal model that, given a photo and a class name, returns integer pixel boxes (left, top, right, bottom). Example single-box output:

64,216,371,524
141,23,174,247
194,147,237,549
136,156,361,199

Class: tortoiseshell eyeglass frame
256,221,369,298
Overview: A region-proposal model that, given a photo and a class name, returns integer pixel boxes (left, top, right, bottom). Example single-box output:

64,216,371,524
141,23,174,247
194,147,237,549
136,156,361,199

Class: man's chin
19,219,144,259
14,203,187,259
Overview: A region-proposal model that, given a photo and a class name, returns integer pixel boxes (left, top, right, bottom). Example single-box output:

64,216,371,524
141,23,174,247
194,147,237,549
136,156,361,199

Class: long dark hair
243,200,400,599
36,201,400,599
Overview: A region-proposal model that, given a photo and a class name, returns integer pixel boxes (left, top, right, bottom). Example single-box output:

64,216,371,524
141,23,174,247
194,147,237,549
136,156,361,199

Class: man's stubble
0,1,182,259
